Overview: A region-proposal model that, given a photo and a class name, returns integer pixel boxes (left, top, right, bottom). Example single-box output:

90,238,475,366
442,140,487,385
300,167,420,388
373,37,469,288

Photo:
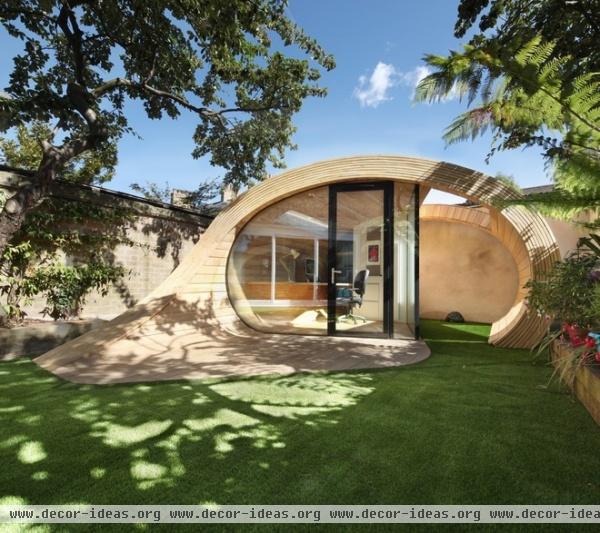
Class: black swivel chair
336,269,370,324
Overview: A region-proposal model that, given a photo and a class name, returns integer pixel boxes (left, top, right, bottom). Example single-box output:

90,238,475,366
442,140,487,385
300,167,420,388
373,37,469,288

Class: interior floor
251,307,415,338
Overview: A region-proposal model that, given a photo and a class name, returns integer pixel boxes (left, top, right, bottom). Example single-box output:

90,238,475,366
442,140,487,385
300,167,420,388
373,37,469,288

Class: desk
242,282,327,300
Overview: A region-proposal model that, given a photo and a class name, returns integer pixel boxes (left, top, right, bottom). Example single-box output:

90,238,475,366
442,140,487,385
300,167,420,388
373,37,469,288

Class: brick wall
0,166,213,320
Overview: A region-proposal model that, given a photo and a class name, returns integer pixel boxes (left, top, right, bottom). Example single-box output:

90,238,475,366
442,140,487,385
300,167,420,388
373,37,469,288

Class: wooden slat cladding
36,156,561,373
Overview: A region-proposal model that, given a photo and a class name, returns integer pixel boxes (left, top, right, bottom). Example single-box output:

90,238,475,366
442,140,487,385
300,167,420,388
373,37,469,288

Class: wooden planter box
551,340,600,425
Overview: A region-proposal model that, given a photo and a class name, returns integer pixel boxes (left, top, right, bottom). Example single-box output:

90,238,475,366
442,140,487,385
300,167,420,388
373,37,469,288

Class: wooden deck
35,320,430,384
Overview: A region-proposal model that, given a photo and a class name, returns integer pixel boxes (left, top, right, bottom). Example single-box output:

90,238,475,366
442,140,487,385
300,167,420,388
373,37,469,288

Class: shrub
525,251,600,327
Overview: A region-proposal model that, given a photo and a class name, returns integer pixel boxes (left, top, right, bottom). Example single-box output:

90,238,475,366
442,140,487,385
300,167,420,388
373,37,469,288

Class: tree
130,178,222,213
415,1,600,219
0,0,334,256
454,0,600,75
1,124,132,325
1,122,117,184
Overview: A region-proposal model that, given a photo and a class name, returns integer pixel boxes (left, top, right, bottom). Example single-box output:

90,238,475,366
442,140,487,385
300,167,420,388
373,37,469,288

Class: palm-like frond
418,34,600,215
505,189,600,220
443,107,494,144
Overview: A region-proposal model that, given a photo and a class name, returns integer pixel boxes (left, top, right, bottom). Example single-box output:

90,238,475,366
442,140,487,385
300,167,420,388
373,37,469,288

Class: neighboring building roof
522,184,554,195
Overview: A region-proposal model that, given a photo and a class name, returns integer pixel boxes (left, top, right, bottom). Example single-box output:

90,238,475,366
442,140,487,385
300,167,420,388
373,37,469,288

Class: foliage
454,0,600,75
129,182,174,205
525,249,600,327
0,241,37,323
0,0,334,188
130,179,222,212
416,0,600,218
0,126,133,326
32,260,125,320
495,172,521,193
0,123,116,184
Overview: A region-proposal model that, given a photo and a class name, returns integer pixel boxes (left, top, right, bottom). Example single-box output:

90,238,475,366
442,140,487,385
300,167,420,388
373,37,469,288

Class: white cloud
353,62,397,108
354,63,461,107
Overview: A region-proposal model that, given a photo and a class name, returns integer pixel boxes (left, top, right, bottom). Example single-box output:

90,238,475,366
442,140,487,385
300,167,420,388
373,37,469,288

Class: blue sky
0,1,553,199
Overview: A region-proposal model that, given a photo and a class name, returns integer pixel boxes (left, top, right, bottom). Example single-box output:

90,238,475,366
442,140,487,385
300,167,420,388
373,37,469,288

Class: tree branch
56,0,87,86
92,78,279,118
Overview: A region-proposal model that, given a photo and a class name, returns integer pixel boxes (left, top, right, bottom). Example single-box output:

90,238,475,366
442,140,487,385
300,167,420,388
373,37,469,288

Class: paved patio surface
35,325,430,384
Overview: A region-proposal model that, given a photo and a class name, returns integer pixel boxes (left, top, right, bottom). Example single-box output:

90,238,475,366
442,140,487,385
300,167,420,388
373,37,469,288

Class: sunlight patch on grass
93,420,173,447
184,408,258,433
19,415,42,426
214,425,281,454
131,449,148,458
90,467,106,479
252,404,335,420
17,441,46,464
131,460,171,490
131,460,168,480
0,434,28,449
192,392,210,405
69,398,104,423
0,496,28,505
211,375,373,409
31,471,49,481
0,406,25,413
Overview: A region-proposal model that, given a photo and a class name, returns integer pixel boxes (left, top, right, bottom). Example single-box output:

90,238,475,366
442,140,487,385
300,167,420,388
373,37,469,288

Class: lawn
1,320,599,532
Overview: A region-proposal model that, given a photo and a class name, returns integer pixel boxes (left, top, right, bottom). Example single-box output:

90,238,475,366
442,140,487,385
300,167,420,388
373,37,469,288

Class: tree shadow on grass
0,357,375,511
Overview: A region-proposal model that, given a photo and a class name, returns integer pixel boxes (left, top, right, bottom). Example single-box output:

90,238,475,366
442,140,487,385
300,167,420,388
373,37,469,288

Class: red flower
585,337,596,348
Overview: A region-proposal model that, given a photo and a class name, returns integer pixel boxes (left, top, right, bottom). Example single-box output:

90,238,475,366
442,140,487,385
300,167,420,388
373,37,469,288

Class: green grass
0,320,599,532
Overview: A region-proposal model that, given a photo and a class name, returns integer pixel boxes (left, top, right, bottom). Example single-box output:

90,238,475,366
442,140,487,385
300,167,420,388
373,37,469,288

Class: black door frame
327,181,394,338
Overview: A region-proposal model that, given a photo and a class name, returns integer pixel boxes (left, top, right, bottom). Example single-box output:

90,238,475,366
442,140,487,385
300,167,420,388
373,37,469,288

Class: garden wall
0,166,213,320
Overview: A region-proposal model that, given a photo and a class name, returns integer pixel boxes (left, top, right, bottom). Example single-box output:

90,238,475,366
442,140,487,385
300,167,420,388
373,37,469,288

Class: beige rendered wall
419,220,519,324
543,216,589,258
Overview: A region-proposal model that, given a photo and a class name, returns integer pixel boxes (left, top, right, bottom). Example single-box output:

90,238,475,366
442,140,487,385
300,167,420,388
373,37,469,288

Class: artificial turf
0,320,599,532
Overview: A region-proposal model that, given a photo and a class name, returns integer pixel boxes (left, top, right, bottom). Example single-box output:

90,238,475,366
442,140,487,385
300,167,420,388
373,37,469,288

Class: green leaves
525,251,600,327
32,261,125,321
0,123,117,184
417,32,600,219
0,124,133,325
419,1,600,219
0,1,334,187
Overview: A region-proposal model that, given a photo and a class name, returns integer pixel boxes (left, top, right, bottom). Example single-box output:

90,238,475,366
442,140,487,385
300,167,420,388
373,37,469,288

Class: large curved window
227,187,330,334
227,183,418,337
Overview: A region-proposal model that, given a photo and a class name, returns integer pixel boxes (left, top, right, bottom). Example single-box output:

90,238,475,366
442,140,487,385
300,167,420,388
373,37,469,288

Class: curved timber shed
36,156,561,383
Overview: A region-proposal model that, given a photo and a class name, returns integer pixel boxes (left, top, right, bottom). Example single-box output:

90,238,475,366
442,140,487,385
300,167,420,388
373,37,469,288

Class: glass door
327,182,394,337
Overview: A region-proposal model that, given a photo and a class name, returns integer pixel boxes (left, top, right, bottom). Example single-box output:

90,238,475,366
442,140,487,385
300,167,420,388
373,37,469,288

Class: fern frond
443,107,494,144
414,70,457,103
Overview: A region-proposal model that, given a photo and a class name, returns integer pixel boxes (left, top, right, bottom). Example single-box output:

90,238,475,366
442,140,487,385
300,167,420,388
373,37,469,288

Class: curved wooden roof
37,155,560,377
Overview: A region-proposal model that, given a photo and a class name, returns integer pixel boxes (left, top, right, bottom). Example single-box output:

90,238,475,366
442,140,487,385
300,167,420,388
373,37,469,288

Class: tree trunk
0,155,58,256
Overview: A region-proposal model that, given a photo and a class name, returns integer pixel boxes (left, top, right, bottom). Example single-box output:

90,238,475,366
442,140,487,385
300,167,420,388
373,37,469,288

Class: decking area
34,322,429,384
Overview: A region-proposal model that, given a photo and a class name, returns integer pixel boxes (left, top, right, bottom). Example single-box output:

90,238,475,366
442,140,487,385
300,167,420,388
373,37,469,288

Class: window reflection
227,187,329,334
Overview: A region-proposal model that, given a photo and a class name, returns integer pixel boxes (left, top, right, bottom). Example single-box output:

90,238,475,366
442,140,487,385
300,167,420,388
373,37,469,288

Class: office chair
336,269,370,324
